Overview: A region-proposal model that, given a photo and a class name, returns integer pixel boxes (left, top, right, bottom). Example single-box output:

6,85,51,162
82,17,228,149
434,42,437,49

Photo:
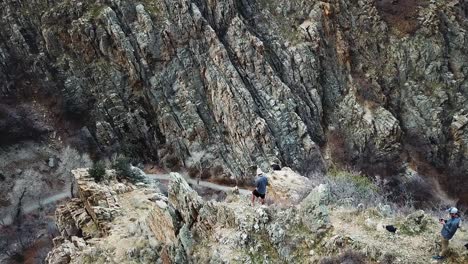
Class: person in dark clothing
433,207,461,260
251,168,268,206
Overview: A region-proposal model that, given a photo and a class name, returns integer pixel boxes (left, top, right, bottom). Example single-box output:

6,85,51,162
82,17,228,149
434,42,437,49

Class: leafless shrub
187,167,200,178
301,155,327,177
319,249,368,264
211,165,224,177
210,176,239,187
57,146,92,196
235,174,246,186
200,168,211,180
308,164,445,212
111,156,146,183
6,170,48,226
186,151,205,169
164,155,181,171
380,253,397,264
376,0,428,36
305,170,327,187
0,225,36,263
186,151,216,180
292,187,313,204
57,146,92,177
324,167,384,207
382,174,442,209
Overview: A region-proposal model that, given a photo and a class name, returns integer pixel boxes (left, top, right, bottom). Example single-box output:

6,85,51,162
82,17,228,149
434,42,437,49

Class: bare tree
8,170,47,226
187,151,206,185
0,224,35,263
56,146,92,197
0,146,91,263
13,188,27,226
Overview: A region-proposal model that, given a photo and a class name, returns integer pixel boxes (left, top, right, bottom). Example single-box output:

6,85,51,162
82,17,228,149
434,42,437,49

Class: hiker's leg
260,198,265,205
251,193,255,206
440,238,449,257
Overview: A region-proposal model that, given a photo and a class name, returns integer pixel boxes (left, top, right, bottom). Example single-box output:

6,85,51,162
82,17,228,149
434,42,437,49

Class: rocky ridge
1,0,468,204
45,168,468,263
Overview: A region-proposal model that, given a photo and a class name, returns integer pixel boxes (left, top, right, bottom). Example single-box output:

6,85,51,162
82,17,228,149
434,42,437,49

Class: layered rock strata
1,0,467,202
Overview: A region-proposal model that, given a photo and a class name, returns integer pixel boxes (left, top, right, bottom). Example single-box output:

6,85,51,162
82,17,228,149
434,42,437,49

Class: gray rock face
299,184,331,234
1,1,467,202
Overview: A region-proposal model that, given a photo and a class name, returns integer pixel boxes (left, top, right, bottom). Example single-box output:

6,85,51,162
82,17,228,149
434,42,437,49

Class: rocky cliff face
1,0,468,202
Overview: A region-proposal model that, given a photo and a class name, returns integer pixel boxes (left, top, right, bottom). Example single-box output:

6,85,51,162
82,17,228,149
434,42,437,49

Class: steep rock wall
1,0,467,202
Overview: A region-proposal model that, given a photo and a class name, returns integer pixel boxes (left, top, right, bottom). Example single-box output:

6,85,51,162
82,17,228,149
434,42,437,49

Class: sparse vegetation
112,156,132,178
212,165,224,177
89,4,104,19
375,0,428,36
188,167,200,178
186,151,205,179
200,168,211,180
388,175,439,208
57,146,92,197
312,163,444,212
140,0,162,16
88,161,106,182
112,156,146,183
320,249,368,264
247,232,282,263
380,253,398,264
7,170,49,226
0,207,57,264
163,155,181,171
324,166,381,207
0,232,30,263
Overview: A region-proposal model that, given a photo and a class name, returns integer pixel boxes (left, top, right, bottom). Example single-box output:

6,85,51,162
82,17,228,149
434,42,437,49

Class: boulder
299,184,331,234
168,173,204,226
45,239,78,264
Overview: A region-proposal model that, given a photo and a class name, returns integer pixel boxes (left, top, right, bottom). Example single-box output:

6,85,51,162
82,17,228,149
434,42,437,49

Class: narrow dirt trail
147,173,251,195
2,173,251,225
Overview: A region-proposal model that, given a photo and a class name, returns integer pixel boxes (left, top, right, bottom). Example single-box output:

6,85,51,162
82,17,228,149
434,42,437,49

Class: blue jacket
441,217,460,240
255,175,268,195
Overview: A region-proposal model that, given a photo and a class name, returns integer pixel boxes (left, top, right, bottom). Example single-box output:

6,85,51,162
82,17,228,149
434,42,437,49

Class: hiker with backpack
251,168,268,206
433,207,461,260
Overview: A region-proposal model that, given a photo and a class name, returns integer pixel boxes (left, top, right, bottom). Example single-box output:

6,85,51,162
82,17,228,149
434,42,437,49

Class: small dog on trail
384,225,397,233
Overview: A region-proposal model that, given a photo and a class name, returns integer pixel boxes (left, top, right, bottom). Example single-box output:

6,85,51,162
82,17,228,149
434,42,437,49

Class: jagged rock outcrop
46,169,334,263
1,0,468,203
54,169,133,239
47,168,468,264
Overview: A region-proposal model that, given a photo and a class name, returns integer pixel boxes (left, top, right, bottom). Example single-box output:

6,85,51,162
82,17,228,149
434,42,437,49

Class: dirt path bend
2,173,251,225
147,173,251,195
